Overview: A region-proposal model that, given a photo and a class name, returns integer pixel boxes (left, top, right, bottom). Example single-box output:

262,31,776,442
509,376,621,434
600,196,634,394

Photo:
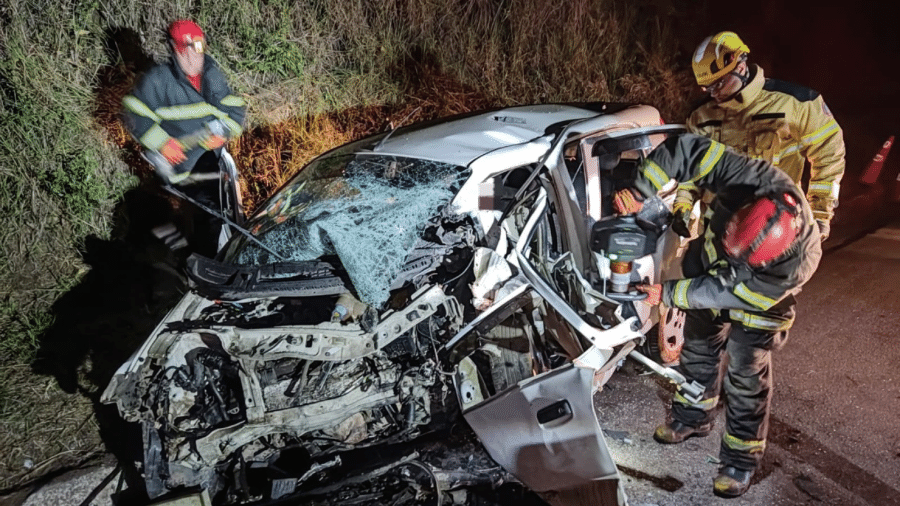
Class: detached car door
452,178,622,495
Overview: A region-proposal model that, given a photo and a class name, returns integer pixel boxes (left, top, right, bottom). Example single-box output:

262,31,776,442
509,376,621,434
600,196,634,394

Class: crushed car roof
371,103,614,167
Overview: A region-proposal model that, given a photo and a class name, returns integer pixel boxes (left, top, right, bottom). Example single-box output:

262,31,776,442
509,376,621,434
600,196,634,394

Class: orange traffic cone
861,135,894,185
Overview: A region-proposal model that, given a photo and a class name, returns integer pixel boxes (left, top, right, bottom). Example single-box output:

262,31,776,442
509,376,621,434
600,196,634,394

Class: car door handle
537,400,572,425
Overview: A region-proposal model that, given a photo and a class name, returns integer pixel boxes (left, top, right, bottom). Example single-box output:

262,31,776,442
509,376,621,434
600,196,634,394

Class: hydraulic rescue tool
591,204,704,403
591,214,659,297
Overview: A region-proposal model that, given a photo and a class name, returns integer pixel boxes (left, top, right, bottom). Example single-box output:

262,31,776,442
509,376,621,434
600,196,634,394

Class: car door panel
461,363,617,492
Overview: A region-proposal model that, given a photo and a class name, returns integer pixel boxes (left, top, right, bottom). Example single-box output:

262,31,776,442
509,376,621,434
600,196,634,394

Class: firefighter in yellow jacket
675,31,845,242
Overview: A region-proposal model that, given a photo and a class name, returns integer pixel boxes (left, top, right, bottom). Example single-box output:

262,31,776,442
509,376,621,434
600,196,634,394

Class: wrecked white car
102,103,698,505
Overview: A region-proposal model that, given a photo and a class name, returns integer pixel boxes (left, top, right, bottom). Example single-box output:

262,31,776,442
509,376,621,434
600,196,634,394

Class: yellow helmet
691,32,750,87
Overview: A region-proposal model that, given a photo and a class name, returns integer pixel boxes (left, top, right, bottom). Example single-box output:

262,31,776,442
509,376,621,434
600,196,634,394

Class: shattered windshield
225,151,470,307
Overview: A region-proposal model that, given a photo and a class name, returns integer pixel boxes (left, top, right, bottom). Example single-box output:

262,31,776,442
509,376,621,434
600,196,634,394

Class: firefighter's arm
660,271,794,312
634,134,796,200
685,110,701,135
670,184,698,237
205,63,246,139
685,108,713,136
122,70,173,151
680,113,716,214
798,96,845,225
632,134,709,197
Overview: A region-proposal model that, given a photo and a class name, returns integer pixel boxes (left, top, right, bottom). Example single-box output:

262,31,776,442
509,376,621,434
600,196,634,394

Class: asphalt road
13,219,900,506
583,216,900,506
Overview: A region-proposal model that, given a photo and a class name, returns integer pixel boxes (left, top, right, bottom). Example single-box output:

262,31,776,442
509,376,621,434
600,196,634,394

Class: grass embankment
0,0,699,493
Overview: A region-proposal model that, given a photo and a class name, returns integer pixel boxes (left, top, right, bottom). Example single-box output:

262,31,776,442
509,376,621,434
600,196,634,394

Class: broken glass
228,154,470,307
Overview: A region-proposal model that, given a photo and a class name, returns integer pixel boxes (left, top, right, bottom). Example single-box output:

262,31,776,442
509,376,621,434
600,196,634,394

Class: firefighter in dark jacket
614,133,823,497
123,20,246,256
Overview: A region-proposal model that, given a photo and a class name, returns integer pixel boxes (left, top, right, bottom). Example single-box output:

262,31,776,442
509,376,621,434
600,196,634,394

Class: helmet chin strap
717,62,752,103
735,61,751,87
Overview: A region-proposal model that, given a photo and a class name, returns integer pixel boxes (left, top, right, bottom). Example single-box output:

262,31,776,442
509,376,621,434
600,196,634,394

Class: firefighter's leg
719,302,796,470
710,325,781,496
660,308,729,433
718,327,774,471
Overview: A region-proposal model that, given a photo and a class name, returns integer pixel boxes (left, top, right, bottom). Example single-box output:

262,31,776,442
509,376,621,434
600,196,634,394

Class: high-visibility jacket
685,65,845,224
123,55,246,180
634,134,822,318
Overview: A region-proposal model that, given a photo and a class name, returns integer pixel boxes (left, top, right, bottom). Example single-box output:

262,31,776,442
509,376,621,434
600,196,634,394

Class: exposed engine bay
106,206,569,504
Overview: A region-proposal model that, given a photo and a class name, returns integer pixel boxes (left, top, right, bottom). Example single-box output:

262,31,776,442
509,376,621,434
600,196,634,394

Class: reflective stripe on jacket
634,134,822,314
686,65,845,223
122,55,246,176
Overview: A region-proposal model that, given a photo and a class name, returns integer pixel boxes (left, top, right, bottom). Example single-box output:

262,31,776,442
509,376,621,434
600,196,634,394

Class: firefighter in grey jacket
615,133,822,497
123,20,246,255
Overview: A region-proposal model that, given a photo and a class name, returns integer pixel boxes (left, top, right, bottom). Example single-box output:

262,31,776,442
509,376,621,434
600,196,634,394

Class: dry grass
0,364,102,492
232,65,496,211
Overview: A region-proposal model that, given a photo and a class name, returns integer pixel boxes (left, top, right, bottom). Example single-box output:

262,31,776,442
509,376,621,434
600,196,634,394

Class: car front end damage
104,280,468,501
103,103,696,505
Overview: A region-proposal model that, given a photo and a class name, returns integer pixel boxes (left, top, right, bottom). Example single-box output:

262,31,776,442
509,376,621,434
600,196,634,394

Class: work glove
671,200,693,238
816,219,830,242
200,133,227,151
613,188,643,215
160,138,187,165
635,283,662,306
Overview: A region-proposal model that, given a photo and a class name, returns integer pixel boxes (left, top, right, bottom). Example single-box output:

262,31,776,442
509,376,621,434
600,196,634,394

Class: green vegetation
0,0,705,491
0,1,130,368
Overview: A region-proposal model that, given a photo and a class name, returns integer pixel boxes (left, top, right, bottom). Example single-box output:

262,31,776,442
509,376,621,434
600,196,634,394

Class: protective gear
669,306,789,472
122,53,246,178
199,134,226,151
714,466,754,498
169,20,205,53
160,138,187,165
687,64,845,224
653,419,713,444
612,188,643,214
722,193,800,268
636,284,662,305
632,134,822,486
816,219,830,242
671,199,693,238
632,135,821,313
692,32,750,87
123,35,245,258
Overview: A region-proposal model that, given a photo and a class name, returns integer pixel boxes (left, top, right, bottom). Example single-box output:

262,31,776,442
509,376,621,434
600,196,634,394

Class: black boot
653,419,714,444
713,465,754,497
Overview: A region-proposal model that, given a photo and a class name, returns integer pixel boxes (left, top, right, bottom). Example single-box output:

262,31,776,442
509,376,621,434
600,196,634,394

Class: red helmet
169,20,205,53
722,193,801,267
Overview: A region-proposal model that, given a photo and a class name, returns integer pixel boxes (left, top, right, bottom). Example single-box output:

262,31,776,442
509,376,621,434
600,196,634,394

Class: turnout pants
176,150,223,258
671,303,794,471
